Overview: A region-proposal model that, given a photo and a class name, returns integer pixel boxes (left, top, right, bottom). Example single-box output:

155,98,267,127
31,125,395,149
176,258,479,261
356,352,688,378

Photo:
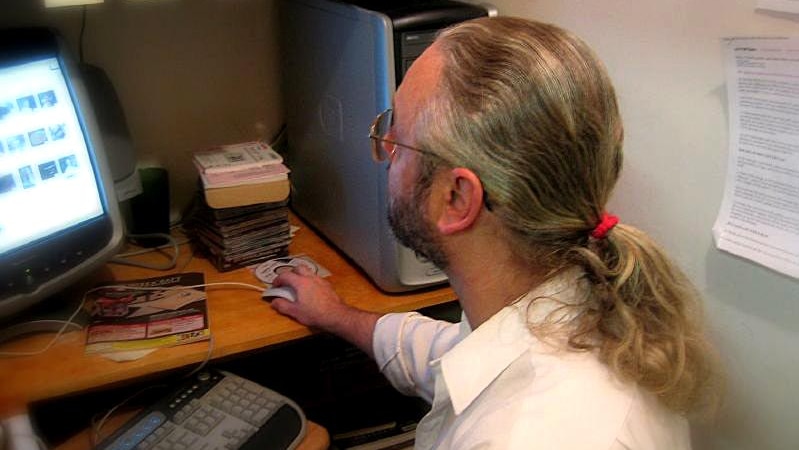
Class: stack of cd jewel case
187,195,291,272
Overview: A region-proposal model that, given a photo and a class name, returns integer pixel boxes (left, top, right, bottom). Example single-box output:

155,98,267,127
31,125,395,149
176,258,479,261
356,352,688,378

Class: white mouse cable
0,292,90,358
0,282,266,358
92,330,218,444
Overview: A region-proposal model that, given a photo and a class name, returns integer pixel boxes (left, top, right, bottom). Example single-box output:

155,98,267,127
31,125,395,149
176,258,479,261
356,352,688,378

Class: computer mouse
261,286,297,303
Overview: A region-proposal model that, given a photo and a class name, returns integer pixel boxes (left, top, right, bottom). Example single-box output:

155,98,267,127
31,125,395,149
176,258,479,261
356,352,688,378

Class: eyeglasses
368,108,494,210
368,108,435,162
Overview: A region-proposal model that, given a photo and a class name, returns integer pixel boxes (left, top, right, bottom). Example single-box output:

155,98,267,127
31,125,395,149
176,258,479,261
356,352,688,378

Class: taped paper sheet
713,37,799,280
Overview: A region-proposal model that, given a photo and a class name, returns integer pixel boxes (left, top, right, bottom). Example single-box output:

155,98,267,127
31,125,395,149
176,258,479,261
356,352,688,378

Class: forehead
393,42,444,127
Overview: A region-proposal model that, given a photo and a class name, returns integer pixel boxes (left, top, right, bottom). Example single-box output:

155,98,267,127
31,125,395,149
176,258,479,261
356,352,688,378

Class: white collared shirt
372,271,690,449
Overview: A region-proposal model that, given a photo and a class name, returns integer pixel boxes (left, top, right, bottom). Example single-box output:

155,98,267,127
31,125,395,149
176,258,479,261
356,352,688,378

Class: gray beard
387,188,450,270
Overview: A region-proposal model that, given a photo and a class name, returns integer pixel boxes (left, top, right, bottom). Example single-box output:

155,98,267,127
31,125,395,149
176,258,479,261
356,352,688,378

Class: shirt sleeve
372,312,463,403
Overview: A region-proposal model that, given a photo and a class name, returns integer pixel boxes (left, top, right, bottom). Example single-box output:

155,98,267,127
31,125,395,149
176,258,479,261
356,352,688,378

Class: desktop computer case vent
280,0,495,292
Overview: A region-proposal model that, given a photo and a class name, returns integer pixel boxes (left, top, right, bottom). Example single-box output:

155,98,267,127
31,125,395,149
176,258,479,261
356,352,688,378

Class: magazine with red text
85,272,210,354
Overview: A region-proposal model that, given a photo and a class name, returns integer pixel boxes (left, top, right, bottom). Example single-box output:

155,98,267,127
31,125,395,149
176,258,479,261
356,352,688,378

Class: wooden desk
0,213,455,426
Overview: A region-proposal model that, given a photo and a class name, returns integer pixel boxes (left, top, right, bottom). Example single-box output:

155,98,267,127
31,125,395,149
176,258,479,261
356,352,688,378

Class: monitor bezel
0,28,124,321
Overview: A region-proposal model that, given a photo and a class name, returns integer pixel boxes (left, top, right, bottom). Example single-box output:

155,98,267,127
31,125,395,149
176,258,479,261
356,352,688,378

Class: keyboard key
96,370,306,450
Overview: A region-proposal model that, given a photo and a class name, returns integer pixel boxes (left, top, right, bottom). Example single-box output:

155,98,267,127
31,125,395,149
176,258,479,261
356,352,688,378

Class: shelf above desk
0,213,456,414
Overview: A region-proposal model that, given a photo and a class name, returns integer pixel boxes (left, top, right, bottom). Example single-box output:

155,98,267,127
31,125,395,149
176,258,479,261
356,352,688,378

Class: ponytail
570,224,723,417
425,17,722,417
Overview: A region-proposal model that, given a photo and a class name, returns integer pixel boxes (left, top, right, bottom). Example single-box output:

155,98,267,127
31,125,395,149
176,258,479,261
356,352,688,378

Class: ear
436,168,486,235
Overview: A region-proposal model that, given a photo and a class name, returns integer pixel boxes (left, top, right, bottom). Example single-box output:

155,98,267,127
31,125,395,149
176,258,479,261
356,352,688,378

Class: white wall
485,1,798,448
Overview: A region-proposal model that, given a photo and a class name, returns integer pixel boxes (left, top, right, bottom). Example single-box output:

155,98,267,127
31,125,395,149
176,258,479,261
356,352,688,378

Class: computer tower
280,0,496,292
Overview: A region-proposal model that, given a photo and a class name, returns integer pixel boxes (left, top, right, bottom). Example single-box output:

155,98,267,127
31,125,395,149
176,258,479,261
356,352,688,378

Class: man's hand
270,265,381,357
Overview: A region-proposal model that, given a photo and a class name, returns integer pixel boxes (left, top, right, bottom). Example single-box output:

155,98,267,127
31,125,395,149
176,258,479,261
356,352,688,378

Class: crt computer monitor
0,28,124,323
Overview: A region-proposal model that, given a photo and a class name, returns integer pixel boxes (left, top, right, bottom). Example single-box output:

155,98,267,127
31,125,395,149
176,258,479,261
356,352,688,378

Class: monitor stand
0,294,89,345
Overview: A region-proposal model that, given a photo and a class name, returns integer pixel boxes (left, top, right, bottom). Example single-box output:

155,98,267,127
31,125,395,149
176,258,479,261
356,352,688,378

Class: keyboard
96,369,307,450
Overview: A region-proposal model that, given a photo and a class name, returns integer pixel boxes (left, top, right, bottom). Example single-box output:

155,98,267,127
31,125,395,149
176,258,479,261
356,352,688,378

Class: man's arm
269,265,381,358
272,266,466,401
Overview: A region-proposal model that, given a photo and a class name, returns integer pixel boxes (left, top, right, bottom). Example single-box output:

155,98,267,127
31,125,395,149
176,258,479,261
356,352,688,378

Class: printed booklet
193,141,283,175
84,273,210,354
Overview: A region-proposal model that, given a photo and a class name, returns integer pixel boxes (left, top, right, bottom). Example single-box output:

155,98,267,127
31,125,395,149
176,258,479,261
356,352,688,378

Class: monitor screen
0,28,123,321
0,56,104,254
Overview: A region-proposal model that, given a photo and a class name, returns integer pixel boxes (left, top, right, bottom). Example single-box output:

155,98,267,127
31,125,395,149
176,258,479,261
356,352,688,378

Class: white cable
89,282,265,294
110,233,181,270
2,282,253,446
115,237,190,258
92,334,215,445
184,333,216,379
0,283,263,358
0,294,87,358
91,384,167,447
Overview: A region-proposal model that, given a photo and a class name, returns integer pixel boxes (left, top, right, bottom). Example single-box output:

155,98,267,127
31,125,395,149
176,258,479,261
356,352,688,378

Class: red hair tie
591,213,619,239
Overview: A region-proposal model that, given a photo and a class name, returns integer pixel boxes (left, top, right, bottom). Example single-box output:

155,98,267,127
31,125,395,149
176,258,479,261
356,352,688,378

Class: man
271,17,720,449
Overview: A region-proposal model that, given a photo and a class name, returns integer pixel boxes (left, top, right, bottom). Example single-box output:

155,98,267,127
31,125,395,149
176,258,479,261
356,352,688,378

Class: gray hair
416,17,723,416
416,17,623,267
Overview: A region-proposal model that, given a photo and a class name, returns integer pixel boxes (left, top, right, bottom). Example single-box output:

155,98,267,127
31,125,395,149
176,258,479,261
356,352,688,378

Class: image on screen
0,56,104,255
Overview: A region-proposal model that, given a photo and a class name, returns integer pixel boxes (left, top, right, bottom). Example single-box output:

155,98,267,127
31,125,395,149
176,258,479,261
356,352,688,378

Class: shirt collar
439,268,586,415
